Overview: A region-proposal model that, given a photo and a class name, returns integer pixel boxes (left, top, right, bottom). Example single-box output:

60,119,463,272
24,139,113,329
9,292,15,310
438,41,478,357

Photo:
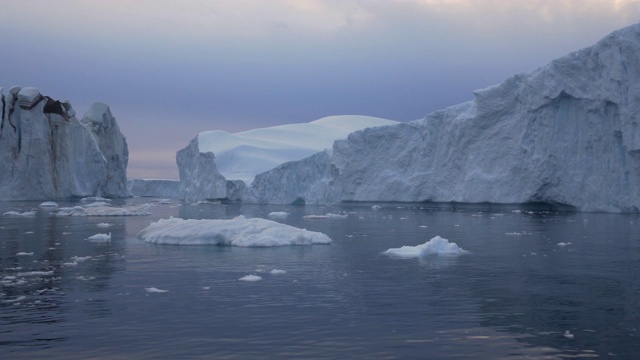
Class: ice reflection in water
0,198,638,358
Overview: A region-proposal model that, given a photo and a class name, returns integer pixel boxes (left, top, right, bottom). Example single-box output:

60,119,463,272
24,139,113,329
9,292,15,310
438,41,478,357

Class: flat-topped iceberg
138,216,332,246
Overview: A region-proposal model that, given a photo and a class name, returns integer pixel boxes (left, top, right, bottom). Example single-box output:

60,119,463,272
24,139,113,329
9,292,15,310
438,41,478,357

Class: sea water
1,199,639,359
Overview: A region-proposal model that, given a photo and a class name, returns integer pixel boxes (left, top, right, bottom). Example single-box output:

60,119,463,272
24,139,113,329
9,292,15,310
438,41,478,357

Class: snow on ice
138,216,332,247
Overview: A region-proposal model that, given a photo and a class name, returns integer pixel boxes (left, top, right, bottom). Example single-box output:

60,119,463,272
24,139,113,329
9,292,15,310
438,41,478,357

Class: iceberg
138,216,332,246
127,179,180,197
177,115,397,202
236,23,640,213
0,87,129,200
383,236,467,258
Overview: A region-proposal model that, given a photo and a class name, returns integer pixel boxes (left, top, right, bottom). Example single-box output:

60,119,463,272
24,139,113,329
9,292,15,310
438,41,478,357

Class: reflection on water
1,198,639,359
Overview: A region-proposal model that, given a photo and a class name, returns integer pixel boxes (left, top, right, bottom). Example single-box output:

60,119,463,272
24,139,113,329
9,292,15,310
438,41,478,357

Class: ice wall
247,23,640,212
0,87,129,200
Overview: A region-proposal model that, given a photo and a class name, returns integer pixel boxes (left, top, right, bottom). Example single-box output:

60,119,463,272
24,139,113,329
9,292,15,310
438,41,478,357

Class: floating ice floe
303,212,348,219
81,197,111,202
3,211,36,217
2,295,26,304
270,269,287,275
239,274,262,282
16,252,34,256
138,216,332,247
564,330,574,339
372,205,382,210
39,201,58,208
145,287,168,293
87,233,111,242
96,223,111,228
557,242,572,247
383,236,467,258
56,205,150,216
268,211,289,219
16,271,53,276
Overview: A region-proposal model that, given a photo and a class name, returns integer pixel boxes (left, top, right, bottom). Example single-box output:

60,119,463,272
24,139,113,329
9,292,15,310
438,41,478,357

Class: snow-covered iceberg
0,87,129,200
127,179,180,197
138,216,332,246
176,115,397,202
240,23,640,212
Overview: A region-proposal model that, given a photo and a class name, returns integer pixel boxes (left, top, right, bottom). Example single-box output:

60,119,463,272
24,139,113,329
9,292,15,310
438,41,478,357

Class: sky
1,0,639,179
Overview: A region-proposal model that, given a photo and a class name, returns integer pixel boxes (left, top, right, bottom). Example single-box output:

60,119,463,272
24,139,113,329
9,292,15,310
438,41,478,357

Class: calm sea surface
1,198,639,359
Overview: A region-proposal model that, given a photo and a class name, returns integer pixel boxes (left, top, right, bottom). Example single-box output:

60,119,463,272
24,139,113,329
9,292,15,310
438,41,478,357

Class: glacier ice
224,23,640,213
0,87,129,200
177,116,397,203
127,179,180,197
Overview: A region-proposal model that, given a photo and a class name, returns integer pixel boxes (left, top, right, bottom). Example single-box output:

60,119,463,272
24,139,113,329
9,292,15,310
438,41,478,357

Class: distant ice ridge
138,216,332,246
56,204,150,216
242,23,640,212
383,236,467,258
177,115,397,203
127,179,179,197
0,87,129,200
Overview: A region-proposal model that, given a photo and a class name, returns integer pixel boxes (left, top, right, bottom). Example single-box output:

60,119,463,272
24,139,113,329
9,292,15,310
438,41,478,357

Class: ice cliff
127,179,180,198
179,23,640,213
0,87,129,200
177,115,397,202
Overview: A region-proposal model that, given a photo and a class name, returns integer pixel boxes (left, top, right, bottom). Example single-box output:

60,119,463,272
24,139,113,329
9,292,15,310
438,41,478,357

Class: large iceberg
127,179,180,197
242,23,640,212
0,87,129,200
176,115,397,202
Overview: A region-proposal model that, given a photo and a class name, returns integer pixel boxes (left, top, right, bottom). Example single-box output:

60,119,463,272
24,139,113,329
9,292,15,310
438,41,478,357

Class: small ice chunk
96,223,111,228
239,274,262,282
87,233,111,242
3,211,36,217
3,295,26,304
564,330,574,339
268,211,289,219
158,199,171,204
557,242,572,247
16,252,34,256
71,256,91,262
202,286,210,290
17,271,53,276
39,201,58,208
145,287,168,293
372,205,382,210
270,269,287,275
303,212,348,219
81,197,111,202
383,236,467,258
